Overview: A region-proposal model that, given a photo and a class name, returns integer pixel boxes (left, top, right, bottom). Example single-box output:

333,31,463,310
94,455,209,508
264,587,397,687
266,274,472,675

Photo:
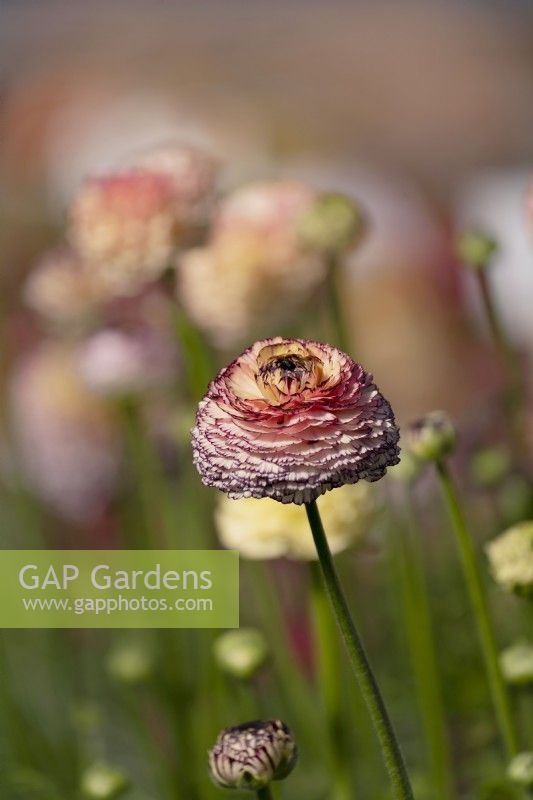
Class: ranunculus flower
193,337,400,504
126,142,217,226
176,180,327,347
69,144,217,296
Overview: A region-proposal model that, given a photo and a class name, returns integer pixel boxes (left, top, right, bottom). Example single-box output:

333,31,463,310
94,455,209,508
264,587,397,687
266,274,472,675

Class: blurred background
1,2,533,799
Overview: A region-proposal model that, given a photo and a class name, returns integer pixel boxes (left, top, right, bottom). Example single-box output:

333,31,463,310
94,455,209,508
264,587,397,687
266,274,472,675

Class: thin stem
435,459,519,758
391,492,453,799
305,500,415,800
309,562,352,800
173,306,215,402
476,270,524,457
256,786,273,800
327,254,351,354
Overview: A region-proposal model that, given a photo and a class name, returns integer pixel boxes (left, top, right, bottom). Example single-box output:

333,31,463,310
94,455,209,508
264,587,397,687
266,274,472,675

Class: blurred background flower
216,482,375,560
9,342,121,524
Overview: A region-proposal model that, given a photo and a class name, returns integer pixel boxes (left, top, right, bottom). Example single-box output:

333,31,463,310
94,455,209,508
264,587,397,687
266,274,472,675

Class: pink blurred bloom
10,344,120,523
69,143,217,296
77,326,177,396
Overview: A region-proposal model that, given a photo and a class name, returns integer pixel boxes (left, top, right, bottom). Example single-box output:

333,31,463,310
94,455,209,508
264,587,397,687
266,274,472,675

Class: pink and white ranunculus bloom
193,337,400,504
69,143,217,296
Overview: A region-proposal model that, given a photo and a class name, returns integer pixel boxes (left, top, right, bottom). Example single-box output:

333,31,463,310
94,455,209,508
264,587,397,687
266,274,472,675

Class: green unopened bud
214,628,268,680
406,411,457,462
500,640,533,686
106,637,154,685
299,193,364,255
81,763,129,799
508,752,533,787
470,446,511,488
456,230,498,270
209,719,297,790
486,521,533,596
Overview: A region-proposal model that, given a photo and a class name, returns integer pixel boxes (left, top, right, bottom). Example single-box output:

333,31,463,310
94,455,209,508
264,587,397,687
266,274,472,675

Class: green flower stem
326,254,351,354
309,561,352,800
435,459,519,758
476,270,525,457
118,397,180,548
305,500,415,800
173,306,215,402
256,787,273,800
391,493,453,799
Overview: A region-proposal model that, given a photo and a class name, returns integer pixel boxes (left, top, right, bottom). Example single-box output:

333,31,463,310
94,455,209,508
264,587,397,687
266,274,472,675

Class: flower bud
456,230,498,270
298,193,364,255
486,521,533,596
507,752,533,787
213,629,268,680
81,763,129,799
470,446,511,488
106,637,154,685
406,411,457,462
500,640,533,686
209,719,297,790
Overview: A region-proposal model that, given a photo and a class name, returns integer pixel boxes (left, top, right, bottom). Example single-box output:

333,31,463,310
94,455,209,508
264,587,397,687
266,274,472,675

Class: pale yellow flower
486,521,533,596
215,481,375,560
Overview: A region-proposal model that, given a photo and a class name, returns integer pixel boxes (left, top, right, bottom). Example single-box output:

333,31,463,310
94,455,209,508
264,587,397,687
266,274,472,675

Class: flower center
255,344,323,406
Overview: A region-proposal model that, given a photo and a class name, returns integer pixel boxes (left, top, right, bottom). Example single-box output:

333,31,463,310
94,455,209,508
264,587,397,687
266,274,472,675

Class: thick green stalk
435,459,519,758
327,254,351,354
391,494,453,799
305,500,415,800
256,786,273,800
309,562,352,800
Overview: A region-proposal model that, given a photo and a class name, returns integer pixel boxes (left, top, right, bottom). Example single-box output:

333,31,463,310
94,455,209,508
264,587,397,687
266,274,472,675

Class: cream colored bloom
215,482,375,559
177,180,327,347
486,521,533,595
24,248,103,326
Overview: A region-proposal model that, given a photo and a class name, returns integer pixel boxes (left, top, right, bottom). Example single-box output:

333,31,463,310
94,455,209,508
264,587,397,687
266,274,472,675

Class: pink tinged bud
192,337,400,504
209,719,297,790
